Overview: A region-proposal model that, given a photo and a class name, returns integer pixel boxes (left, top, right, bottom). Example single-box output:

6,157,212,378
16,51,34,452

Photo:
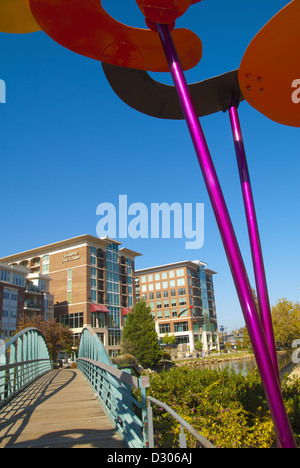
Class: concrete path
0,369,124,448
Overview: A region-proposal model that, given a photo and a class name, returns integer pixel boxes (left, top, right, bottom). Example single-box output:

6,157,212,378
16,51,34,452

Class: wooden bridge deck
0,369,125,448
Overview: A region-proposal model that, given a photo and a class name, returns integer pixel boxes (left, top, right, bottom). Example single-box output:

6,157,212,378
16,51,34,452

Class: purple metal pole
228,105,279,380
156,23,296,448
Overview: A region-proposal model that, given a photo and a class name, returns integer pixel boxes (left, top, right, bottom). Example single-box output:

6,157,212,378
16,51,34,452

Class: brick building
0,235,141,356
135,260,219,355
0,262,53,339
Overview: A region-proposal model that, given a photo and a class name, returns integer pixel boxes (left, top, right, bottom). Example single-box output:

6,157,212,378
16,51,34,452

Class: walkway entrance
0,369,124,448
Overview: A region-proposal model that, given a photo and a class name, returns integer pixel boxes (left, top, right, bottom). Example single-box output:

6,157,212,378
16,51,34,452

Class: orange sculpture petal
29,0,202,72
239,0,300,127
0,0,40,33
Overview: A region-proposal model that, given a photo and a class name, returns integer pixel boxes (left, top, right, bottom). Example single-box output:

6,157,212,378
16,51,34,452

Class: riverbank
175,351,255,368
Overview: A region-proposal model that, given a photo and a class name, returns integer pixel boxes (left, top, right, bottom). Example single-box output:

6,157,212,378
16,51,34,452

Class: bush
112,354,137,366
161,351,171,361
145,366,300,448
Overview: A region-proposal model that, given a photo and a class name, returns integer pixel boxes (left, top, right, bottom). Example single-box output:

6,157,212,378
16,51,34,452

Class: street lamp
178,306,194,317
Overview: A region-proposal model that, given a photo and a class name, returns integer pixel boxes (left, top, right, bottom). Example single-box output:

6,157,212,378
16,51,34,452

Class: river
200,352,292,375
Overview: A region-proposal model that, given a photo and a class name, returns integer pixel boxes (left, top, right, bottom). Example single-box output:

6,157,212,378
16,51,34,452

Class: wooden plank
0,369,124,448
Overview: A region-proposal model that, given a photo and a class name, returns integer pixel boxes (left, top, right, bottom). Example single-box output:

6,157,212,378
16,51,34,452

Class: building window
1,288,18,338
164,300,169,308
179,307,188,316
148,274,153,282
169,270,175,278
177,278,185,286
170,289,176,297
170,280,175,287
171,298,177,307
156,301,162,309
42,255,49,274
159,323,171,334
172,309,177,317
162,281,168,289
59,312,83,329
178,297,187,306
106,244,120,308
174,322,189,332
12,273,25,287
149,293,154,300
156,292,161,299
108,329,121,346
176,269,184,277
155,282,161,290
92,312,105,328
141,276,146,283
67,269,72,304
163,290,168,298
107,306,120,328
155,273,160,280
178,288,186,296
0,269,11,283
176,335,189,345
164,310,170,318
157,311,163,319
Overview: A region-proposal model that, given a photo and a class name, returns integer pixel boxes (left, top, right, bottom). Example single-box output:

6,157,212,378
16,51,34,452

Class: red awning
91,303,109,313
122,308,131,316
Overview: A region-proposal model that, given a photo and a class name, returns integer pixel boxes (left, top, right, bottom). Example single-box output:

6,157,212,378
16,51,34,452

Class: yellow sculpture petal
0,0,40,33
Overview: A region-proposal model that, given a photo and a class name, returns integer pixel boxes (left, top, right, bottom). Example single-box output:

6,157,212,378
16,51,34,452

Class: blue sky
0,0,299,331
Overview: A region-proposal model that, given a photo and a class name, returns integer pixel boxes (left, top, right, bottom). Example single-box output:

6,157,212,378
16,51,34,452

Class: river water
200,352,292,375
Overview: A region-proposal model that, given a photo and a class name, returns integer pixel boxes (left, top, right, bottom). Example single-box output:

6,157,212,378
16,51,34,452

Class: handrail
79,357,140,390
77,356,148,448
147,396,215,448
0,328,52,406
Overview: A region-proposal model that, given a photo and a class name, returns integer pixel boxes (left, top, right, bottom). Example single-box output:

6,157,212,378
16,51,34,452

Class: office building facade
0,235,141,356
0,262,53,339
135,260,219,354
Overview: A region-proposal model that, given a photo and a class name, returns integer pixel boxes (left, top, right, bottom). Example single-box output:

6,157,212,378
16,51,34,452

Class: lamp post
178,306,194,317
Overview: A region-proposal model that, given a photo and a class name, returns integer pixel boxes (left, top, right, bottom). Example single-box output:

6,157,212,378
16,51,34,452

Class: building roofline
119,247,142,258
0,261,31,275
135,259,216,275
0,234,141,263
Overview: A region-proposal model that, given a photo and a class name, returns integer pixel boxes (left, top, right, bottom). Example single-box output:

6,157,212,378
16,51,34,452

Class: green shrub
145,366,300,448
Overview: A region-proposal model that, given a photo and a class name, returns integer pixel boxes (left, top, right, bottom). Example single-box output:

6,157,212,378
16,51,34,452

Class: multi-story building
135,260,219,355
0,234,141,356
0,262,53,339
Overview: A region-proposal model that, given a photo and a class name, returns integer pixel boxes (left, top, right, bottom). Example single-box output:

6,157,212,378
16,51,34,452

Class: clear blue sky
0,0,299,332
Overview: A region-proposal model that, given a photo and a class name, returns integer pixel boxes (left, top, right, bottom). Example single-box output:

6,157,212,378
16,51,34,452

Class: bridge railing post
147,399,154,448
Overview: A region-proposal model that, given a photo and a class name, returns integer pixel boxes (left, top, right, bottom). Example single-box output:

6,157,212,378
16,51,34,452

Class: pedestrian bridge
0,327,214,449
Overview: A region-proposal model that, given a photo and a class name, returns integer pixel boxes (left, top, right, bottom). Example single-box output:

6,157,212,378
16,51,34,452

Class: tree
162,333,176,352
121,301,162,368
16,315,73,362
161,333,176,363
271,299,300,348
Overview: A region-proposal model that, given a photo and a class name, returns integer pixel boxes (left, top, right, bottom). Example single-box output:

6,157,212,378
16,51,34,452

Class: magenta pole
156,23,296,448
228,105,279,380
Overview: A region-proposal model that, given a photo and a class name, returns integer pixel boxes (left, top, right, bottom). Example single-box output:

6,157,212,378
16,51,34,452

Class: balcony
25,284,42,295
24,300,41,311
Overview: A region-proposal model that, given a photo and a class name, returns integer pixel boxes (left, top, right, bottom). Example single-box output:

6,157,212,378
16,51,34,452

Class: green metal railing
0,328,52,406
77,327,215,449
147,396,215,448
77,327,148,448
